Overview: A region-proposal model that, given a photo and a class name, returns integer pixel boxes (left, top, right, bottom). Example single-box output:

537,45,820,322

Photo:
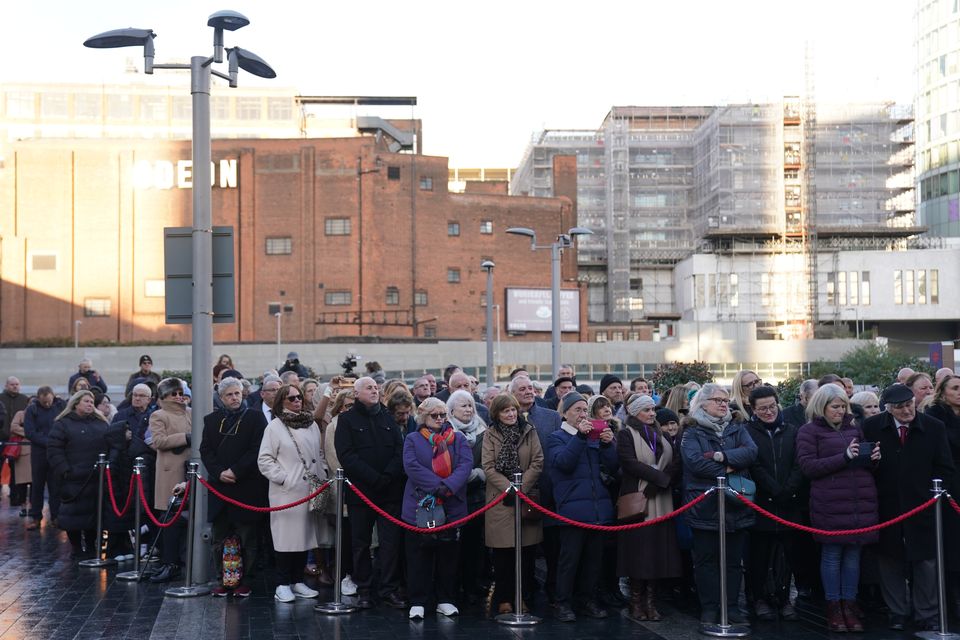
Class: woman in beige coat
148,378,192,583
482,393,544,615
258,384,329,603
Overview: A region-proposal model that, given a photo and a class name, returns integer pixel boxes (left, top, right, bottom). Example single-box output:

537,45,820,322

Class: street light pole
275,311,282,365
506,227,593,379
74,320,82,350
482,261,495,386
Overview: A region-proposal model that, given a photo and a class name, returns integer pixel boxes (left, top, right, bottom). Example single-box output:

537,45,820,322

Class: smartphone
857,441,876,460
588,419,607,441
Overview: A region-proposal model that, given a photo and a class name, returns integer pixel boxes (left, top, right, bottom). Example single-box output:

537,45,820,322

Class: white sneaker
341,574,357,596
409,605,425,619
274,585,295,603
292,582,318,599
436,603,459,616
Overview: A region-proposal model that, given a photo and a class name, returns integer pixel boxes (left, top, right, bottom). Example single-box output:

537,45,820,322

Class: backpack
222,535,243,589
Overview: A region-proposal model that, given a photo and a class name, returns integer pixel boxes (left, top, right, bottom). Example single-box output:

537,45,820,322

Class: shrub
651,361,714,394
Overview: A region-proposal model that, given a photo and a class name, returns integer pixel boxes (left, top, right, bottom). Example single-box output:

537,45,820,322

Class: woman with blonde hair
730,370,762,416
47,390,111,556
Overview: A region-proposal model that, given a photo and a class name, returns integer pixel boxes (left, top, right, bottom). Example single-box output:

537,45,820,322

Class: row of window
322,289,430,307
826,271,871,306
894,269,940,305
262,220,496,254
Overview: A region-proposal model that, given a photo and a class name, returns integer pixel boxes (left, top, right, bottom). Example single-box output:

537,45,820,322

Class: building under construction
511,99,925,341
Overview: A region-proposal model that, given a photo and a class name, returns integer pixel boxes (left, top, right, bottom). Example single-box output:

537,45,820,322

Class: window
918,270,927,305
139,96,166,121
894,270,903,305
107,94,134,119
612,331,624,341
423,325,437,338
74,94,101,119
144,279,165,298
236,97,261,120
385,287,399,306
837,271,847,306
849,271,859,305
5,92,35,118
325,291,352,306
267,302,281,315
729,274,739,307
212,96,230,120
419,176,433,191
931,269,940,304
324,218,351,235
595,331,608,343
387,166,401,180
447,222,460,237
628,331,640,341
480,220,493,234
40,93,68,117
84,298,111,317
905,270,915,304
267,98,292,120
861,272,870,305
265,237,292,255
414,290,428,306
172,96,191,120
29,252,58,271
447,268,461,283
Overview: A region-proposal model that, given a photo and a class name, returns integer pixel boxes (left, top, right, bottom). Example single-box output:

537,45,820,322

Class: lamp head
506,227,536,240
207,10,250,30
84,28,156,73
227,47,277,81
568,227,594,238
481,260,495,271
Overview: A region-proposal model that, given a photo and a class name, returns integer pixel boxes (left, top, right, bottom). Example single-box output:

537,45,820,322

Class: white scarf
449,413,486,445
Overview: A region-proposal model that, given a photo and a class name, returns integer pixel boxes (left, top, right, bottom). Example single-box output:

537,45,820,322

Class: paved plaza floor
0,503,945,639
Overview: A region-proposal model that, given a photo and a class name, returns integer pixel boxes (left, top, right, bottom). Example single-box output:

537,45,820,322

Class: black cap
553,376,576,388
139,354,152,365
656,408,680,425
599,374,622,395
881,383,914,406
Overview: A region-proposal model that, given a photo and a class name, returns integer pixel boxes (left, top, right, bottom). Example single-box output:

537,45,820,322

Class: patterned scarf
280,409,315,430
420,424,456,478
495,421,522,477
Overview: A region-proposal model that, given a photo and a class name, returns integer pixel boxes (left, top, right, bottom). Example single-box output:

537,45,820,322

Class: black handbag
415,494,446,529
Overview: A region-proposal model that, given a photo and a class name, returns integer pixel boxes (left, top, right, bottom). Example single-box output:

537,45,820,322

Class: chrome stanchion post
917,479,960,640
497,472,541,626
117,457,145,582
166,462,210,597
79,453,116,568
316,469,357,614
701,477,749,638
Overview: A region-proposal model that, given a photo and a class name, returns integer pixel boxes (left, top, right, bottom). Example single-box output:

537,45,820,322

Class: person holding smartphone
796,383,880,633
544,392,618,622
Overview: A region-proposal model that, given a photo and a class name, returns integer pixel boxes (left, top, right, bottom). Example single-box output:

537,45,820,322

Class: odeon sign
133,159,238,190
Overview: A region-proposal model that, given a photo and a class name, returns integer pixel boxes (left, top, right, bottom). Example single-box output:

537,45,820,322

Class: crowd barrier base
79,453,117,569
165,462,211,598
315,470,357,616
700,477,749,638
495,472,541,627
117,457,146,582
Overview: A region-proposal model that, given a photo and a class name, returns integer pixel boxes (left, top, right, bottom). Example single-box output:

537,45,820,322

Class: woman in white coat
258,384,329,603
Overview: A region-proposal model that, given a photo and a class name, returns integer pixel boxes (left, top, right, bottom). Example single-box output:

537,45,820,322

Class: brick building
0,135,583,344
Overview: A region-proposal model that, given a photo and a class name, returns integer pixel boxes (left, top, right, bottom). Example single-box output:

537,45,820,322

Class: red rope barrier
105,467,136,518
137,474,190,529
348,483,508,534
197,475,332,513
515,489,713,532
950,497,960,517
734,492,938,537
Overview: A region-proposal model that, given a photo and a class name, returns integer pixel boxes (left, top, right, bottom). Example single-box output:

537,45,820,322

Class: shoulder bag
285,425,330,513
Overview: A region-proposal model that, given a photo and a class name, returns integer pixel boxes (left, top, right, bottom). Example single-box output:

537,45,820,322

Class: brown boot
842,600,864,632
644,582,662,621
629,583,648,621
826,601,848,632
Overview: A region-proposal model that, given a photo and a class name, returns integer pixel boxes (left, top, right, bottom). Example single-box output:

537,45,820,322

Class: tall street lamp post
84,10,275,591
505,227,592,378
482,260,495,386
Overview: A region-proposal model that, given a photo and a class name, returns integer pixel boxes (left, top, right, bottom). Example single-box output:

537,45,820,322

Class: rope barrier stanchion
165,462,210,598
79,453,117,569
315,469,357,615
918,479,960,640
701,477,749,638
496,472,540,627
117,457,145,582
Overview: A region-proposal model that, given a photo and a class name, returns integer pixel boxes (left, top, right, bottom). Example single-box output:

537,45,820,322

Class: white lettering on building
133,159,238,190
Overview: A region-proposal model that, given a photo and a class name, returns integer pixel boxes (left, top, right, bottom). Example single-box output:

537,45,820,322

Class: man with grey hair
482,385,501,410
782,379,819,429
279,371,301,387
200,377,269,597
335,376,407,610
256,375,282,424
412,377,432,405
68,357,107,394
439,372,490,423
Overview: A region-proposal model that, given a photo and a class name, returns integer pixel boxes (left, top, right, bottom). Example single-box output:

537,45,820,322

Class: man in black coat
863,383,955,631
744,386,804,621
334,376,407,610
199,377,268,597
23,387,66,528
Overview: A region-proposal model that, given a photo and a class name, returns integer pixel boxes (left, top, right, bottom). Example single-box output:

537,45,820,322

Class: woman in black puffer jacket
48,390,112,556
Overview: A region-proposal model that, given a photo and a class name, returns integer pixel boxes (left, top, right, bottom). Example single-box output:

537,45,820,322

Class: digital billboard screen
505,288,580,332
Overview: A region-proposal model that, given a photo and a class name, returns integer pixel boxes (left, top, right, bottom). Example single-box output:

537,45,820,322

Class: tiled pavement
0,504,948,639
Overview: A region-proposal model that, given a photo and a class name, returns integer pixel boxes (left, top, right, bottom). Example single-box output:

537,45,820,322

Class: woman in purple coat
796,384,880,633
402,397,473,620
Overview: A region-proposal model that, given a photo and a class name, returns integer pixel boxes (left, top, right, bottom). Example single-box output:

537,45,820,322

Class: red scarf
419,425,456,478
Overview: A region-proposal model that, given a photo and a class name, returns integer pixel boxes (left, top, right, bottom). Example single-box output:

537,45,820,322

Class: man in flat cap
863,383,955,631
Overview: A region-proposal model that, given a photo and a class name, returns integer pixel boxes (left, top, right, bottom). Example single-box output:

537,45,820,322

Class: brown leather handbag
616,490,648,523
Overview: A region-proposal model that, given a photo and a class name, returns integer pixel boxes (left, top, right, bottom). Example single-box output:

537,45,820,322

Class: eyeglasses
743,378,762,389
285,395,302,402
167,391,185,397
428,412,447,420
753,404,778,414
708,397,730,405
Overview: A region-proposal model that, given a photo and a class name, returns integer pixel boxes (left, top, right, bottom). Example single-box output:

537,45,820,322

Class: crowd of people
3,353,960,632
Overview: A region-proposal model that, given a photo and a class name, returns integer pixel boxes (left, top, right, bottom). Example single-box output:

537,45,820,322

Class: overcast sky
3,0,916,167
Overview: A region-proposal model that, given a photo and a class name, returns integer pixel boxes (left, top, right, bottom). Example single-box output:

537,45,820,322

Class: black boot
149,563,181,583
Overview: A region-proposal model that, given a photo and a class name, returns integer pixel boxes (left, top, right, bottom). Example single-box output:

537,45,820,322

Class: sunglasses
428,412,447,420
285,395,302,402
167,390,185,397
